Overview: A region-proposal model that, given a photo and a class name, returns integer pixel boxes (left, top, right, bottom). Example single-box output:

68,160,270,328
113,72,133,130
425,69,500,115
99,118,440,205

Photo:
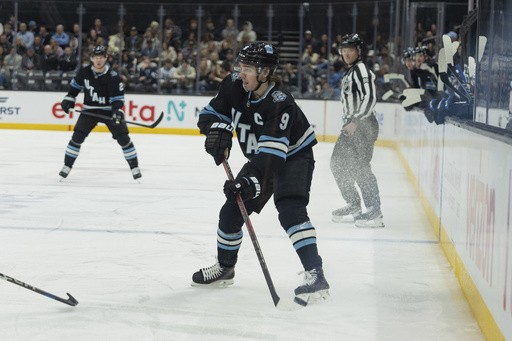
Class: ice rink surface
0,129,483,341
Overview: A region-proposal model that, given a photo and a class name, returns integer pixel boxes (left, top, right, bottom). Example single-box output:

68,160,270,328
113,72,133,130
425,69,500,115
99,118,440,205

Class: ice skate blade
332,215,357,223
190,279,234,288
59,177,66,182
294,289,331,306
355,218,385,228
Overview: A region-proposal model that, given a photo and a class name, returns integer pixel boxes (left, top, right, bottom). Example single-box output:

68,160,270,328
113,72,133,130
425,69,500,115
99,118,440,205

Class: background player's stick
0,272,79,306
73,109,164,129
221,157,303,310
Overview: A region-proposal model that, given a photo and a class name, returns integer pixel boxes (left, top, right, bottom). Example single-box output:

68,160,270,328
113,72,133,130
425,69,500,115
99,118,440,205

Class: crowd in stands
0,13,444,101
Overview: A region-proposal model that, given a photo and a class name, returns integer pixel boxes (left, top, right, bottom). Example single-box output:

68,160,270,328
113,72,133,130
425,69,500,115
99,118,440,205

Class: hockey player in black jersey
59,46,141,181
330,33,384,228
192,41,329,300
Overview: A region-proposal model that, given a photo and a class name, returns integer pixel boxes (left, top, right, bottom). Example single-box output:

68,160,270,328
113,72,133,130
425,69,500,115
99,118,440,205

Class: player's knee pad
276,197,309,229
219,202,245,235
116,133,131,147
71,131,87,144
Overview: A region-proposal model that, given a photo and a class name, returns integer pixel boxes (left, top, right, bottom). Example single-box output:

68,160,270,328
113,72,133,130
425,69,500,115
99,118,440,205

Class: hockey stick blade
0,273,79,307
74,109,164,129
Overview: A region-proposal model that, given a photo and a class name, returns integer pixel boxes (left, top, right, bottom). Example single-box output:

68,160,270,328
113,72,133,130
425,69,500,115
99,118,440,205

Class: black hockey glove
223,176,261,202
112,109,124,125
60,96,76,114
205,122,234,166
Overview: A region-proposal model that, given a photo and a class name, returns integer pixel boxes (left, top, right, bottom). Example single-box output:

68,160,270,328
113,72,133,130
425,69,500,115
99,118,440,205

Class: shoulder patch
271,90,287,103
231,73,240,82
110,71,118,77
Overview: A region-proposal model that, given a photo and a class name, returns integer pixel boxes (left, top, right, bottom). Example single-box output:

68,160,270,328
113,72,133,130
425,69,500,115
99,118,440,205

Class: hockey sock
286,221,322,270
64,140,81,167
121,140,138,169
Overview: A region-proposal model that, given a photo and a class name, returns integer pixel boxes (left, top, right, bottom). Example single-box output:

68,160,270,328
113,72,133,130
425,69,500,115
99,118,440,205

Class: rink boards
0,90,510,340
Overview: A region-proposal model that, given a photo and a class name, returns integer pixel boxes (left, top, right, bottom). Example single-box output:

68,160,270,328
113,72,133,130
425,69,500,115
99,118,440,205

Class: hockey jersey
198,74,317,178
340,60,377,121
67,64,125,113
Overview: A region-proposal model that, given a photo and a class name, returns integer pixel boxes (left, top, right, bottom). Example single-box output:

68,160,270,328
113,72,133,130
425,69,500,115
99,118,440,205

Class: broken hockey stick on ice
222,156,303,310
0,272,79,306
73,109,164,129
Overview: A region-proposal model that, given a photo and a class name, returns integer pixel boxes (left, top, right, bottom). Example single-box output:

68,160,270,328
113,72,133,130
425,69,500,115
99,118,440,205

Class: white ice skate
332,204,362,223
355,206,385,228
131,167,142,183
59,165,72,182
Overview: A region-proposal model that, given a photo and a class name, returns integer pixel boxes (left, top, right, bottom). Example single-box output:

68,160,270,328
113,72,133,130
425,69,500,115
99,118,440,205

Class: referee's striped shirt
340,60,377,120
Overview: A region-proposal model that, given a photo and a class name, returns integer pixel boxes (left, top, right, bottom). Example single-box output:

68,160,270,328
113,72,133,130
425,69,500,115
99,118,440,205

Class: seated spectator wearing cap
182,40,198,64
52,24,70,48
304,29,320,53
140,39,159,65
28,20,37,33
446,31,458,42
21,47,41,72
125,26,143,56
16,22,34,49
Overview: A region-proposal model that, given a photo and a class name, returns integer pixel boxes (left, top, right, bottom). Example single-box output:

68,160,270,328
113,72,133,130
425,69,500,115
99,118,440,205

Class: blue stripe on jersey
259,135,290,146
70,79,82,90
110,96,125,104
256,147,287,159
199,104,232,123
287,133,316,157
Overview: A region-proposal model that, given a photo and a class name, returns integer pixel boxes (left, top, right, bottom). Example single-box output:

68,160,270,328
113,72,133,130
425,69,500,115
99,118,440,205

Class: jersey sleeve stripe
199,104,232,123
256,147,287,159
70,79,82,90
258,141,289,153
288,126,316,152
259,135,290,145
110,95,125,104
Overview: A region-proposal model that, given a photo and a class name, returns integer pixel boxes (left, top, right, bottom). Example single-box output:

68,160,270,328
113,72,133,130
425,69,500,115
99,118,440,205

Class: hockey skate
355,206,385,228
131,167,142,182
191,262,235,287
332,204,362,223
294,267,330,306
59,165,72,181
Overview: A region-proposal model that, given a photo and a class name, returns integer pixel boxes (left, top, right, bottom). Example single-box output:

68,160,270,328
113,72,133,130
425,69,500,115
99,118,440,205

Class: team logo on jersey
271,91,287,103
231,73,240,82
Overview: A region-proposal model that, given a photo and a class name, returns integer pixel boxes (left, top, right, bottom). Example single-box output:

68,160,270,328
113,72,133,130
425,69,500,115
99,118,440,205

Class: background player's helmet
236,41,279,75
414,45,429,56
91,45,107,57
338,33,363,54
402,47,415,60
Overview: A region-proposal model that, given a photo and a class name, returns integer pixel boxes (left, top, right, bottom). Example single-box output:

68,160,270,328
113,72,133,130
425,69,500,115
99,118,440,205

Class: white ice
0,130,483,340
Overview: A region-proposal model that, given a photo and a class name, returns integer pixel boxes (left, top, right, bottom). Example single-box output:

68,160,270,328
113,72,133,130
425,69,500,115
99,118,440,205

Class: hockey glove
224,176,261,202
61,96,76,114
205,122,234,166
112,109,124,125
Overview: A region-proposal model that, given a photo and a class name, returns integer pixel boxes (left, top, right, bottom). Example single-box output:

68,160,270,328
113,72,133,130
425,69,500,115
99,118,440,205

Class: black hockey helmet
414,45,429,56
338,33,363,54
91,45,107,57
402,47,415,60
235,41,279,75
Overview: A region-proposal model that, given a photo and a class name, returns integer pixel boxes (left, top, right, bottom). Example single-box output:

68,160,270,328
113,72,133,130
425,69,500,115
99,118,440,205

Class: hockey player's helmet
402,47,415,60
235,41,279,75
339,33,363,54
91,45,107,57
414,45,429,56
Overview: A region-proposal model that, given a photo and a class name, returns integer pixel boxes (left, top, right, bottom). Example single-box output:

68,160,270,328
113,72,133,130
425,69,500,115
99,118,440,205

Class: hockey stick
221,158,302,310
0,272,79,306
73,109,164,129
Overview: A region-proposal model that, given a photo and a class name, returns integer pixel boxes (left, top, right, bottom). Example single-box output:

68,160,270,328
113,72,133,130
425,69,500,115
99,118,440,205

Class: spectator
16,23,34,49
221,18,238,40
198,57,212,93
50,38,64,57
4,23,14,44
0,46,5,61
6,15,17,31
182,40,198,64
68,36,79,55
0,58,10,89
141,30,159,49
207,60,230,91
447,31,458,42
282,62,298,92
236,21,257,44
108,31,124,56
377,45,395,69
135,57,157,92
86,28,103,48
40,44,59,71
147,21,160,41
14,36,28,55
21,47,41,71
163,18,182,53
121,52,135,75
0,34,11,53
38,25,52,45
304,30,319,53
111,60,129,90
125,26,143,56
91,18,108,41
182,18,198,43
173,59,196,94
301,44,319,74
140,39,159,65
315,74,337,99
160,41,177,65
159,59,176,93
203,18,222,41
59,46,78,72
28,20,37,33
32,35,44,55
3,46,22,71
52,25,70,48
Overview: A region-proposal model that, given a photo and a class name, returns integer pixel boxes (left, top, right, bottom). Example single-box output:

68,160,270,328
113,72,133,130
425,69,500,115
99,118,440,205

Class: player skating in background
330,33,384,228
193,41,329,301
59,46,141,181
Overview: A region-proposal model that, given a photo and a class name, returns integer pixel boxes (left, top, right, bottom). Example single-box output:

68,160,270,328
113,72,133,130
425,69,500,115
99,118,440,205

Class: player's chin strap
253,68,269,93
